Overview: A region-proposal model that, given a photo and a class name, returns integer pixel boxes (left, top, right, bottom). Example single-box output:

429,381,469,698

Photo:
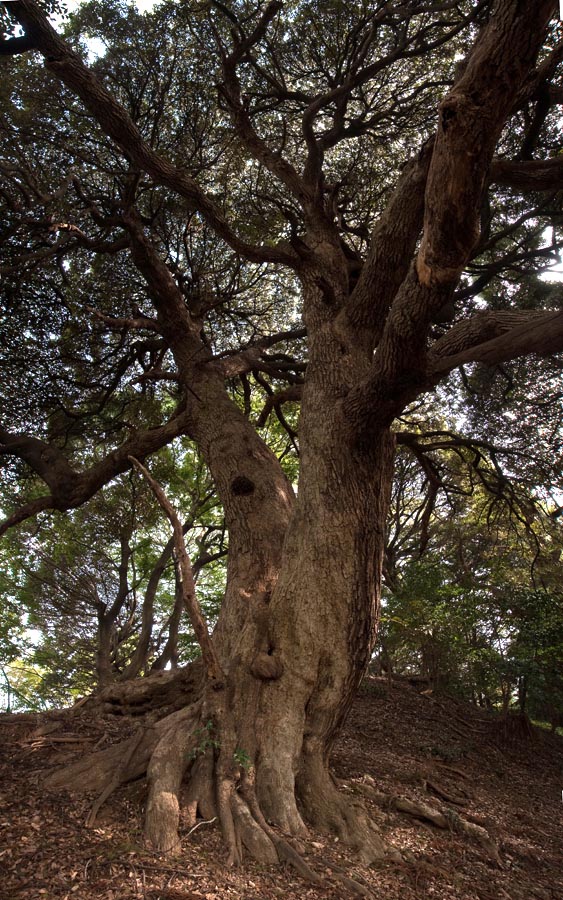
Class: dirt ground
0,678,562,900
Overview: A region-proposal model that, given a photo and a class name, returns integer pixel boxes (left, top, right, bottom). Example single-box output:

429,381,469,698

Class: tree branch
218,2,313,210
0,407,194,535
4,0,299,268
343,0,558,438
0,33,38,55
0,495,54,536
430,309,563,375
128,457,224,685
341,139,433,349
256,385,302,427
417,0,556,288
490,157,563,191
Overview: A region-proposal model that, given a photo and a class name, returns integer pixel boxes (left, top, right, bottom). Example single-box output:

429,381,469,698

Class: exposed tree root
332,873,374,898
424,777,469,806
144,702,203,853
346,777,500,863
44,721,158,793
298,765,393,864
43,700,204,794
87,727,146,826
84,659,204,718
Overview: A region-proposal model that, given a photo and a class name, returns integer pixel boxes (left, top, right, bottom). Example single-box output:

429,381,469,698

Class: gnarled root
144,702,202,853
86,660,204,717
348,777,500,864
44,722,158,793
297,759,392,864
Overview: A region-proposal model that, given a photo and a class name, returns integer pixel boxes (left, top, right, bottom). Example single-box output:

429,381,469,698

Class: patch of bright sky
64,0,160,58
66,0,159,12
539,227,563,283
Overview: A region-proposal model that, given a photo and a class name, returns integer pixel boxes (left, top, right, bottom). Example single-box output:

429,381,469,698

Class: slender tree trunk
95,614,116,688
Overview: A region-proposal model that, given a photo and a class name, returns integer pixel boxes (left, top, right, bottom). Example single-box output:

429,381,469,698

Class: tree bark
243,263,395,856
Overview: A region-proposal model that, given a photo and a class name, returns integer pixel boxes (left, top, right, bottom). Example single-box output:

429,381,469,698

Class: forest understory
0,677,561,900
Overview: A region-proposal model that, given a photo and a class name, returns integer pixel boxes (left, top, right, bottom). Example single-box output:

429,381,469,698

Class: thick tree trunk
190,264,397,859
249,331,396,855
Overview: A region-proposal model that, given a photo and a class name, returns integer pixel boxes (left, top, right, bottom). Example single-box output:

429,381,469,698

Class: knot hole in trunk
231,475,255,495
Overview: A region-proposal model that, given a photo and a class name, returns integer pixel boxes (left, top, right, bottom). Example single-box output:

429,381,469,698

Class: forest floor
0,677,562,900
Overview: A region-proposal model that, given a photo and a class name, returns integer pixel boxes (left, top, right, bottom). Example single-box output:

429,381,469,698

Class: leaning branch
344,0,557,437
128,457,224,686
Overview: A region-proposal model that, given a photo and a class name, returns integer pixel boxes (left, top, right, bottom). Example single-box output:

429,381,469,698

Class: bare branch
128,457,224,685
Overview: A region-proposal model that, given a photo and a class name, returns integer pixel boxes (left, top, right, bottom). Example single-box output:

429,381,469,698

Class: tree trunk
249,354,395,857
189,263,396,859
95,614,116,688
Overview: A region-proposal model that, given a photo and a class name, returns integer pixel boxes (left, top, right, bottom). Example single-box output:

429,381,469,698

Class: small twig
186,816,217,837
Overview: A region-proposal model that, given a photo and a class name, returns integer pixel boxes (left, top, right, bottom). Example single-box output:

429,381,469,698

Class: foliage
1,0,563,719
380,488,563,725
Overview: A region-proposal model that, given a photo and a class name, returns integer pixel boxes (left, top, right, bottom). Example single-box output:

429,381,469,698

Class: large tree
2,0,563,866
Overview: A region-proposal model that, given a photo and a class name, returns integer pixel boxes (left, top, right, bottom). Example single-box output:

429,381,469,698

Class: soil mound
0,677,561,900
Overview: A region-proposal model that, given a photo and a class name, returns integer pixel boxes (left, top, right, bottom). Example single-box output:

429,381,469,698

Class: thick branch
343,1,558,438
429,310,549,359
430,309,563,375
0,34,38,55
417,0,556,287
0,428,78,498
341,140,433,348
490,157,563,191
